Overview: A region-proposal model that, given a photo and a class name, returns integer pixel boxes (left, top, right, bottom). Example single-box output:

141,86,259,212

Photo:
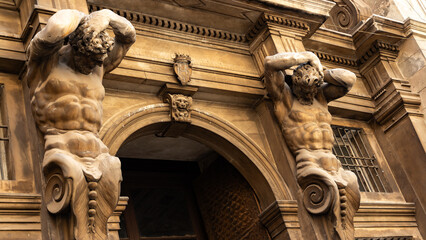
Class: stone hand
85,10,112,39
305,52,324,79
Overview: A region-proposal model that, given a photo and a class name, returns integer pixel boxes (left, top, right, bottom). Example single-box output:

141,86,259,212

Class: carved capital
166,93,193,123
359,40,400,67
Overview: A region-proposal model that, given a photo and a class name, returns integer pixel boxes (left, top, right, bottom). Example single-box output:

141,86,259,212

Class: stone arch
100,103,293,209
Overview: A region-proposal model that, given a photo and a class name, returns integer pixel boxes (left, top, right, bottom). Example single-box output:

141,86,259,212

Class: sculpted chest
39,61,105,101
286,100,332,125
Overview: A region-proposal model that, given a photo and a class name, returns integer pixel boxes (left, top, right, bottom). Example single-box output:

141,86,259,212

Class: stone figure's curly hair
291,63,323,87
68,17,114,56
291,63,323,105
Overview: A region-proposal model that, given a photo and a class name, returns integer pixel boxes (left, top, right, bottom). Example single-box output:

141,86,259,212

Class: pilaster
355,15,426,239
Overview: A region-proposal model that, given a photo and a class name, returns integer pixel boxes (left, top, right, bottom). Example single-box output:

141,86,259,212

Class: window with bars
331,125,389,193
0,85,8,180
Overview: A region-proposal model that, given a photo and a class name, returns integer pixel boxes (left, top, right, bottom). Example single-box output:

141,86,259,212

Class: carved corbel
166,93,193,123
157,92,194,137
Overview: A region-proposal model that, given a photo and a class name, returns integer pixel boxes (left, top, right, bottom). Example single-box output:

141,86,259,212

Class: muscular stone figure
27,9,135,240
264,52,360,240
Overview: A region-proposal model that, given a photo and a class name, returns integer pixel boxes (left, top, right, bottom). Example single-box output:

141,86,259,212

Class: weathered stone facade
0,0,425,239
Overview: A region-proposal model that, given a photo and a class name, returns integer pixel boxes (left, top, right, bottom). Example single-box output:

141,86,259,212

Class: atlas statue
264,52,360,240
27,9,135,239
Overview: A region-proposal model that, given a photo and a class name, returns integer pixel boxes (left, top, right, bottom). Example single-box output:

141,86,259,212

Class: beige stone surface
0,0,425,239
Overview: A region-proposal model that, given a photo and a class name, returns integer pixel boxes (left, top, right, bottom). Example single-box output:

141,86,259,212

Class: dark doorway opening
116,133,271,240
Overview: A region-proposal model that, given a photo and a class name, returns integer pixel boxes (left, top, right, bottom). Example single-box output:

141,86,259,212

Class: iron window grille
331,125,388,192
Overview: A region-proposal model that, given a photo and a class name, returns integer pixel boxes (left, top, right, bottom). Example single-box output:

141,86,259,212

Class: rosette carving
45,171,72,214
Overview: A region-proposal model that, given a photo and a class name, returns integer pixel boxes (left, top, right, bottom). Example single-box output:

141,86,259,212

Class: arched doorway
115,122,271,239
100,103,294,239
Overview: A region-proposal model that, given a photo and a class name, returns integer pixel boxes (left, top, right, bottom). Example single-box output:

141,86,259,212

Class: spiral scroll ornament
45,173,72,214
302,181,334,215
337,7,351,28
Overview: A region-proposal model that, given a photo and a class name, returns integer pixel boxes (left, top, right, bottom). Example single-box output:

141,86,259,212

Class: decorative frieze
358,40,399,66
246,13,310,41
88,4,247,43
312,51,358,67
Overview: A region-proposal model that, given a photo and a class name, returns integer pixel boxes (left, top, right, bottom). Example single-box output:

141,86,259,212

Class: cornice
246,13,310,41
0,193,41,210
88,4,248,44
358,40,399,66
404,18,426,38
353,15,406,54
355,202,417,229
312,51,358,67
256,0,335,17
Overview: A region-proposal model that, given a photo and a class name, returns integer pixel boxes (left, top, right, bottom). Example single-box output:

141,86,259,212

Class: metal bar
347,128,380,192
339,127,372,192
356,130,387,192
356,130,372,158
333,127,368,192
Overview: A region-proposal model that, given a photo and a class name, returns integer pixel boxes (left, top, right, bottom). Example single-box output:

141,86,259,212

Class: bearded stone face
291,64,323,105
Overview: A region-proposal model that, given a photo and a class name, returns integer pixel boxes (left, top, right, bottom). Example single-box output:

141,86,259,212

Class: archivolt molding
100,103,293,206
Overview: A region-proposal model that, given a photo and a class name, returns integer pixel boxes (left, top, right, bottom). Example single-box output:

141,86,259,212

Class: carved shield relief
173,54,192,85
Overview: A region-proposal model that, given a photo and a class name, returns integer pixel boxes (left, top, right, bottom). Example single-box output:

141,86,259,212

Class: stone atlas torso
282,97,334,153
30,49,108,159
31,50,105,135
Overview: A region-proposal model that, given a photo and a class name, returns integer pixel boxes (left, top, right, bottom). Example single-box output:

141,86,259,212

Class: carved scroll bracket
327,0,372,33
